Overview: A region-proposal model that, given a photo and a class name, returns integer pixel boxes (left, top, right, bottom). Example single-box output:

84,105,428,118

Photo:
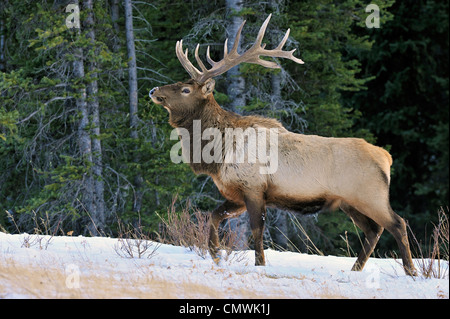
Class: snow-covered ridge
0,232,447,299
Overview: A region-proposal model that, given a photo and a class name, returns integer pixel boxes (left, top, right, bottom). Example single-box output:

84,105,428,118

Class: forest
0,0,448,257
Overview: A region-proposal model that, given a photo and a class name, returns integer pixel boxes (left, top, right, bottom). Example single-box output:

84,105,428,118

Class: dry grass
113,218,160,259
410,207,449,279
157,198,211,258
387,207,449,279
0,258,203,298
0,254,298,299
157,197,248,261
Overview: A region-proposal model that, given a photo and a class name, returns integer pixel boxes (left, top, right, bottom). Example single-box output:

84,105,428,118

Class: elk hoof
210,251,222,265
405,267,418,277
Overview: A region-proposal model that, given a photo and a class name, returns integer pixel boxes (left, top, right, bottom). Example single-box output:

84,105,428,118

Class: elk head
149,79,216,122
149,14,304,125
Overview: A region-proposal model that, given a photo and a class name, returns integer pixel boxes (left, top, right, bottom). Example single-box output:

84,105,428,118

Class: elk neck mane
170,93,285,133
169,94,285,176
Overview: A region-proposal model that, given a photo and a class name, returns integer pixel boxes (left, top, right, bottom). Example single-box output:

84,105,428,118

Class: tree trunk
124,0,138,151
225,0,246,112
225,211,250,250
72,0,95,225
0,7,5,71
271,73,282,101
223,0,249,248
124,0,144,212
111,0,121,52
83,0,106,234
73,53,95,219
0,24,5,72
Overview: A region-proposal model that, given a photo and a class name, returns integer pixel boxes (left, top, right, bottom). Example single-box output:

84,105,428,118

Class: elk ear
201,78,215,96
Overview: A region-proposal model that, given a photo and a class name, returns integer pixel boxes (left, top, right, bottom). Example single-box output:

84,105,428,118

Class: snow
0,231,448,299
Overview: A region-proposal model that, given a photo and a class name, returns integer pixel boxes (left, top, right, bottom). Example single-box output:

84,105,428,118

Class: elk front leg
209,200,245,264
245,195,267,266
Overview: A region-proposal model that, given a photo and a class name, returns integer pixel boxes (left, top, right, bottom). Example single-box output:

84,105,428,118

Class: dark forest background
0,0,448,256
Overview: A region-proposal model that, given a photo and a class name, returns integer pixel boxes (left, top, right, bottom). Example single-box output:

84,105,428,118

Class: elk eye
181,88,190,94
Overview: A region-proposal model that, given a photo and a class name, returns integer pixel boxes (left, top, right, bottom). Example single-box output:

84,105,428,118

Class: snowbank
0,232,447,299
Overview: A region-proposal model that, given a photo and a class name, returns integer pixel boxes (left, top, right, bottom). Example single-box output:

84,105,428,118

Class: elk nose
148,86,159,97
149,87,159,97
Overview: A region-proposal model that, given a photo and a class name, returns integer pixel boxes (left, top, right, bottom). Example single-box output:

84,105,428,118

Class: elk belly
265,193,340,215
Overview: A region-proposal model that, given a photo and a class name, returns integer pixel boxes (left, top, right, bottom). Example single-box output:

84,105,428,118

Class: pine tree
124,0,143,213
346,0,449,246
1,0,121,233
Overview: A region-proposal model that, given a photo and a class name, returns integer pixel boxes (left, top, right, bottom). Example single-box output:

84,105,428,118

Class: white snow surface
0,231,448,299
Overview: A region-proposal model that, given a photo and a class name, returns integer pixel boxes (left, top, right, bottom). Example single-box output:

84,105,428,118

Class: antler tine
229,19,246,56
206,46,215,66
176,40,202,80
250,14,304,66
223,39,228,58
272,28,304,64
195,44,208,72
253,13,272,48
275,28,290,51
284,49,304,65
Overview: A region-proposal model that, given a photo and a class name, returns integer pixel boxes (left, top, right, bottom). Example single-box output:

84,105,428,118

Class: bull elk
149,14,417,276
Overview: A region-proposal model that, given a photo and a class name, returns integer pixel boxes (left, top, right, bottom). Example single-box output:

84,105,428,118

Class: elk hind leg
350,201,417,276
341,203,383,271
383,207,417,276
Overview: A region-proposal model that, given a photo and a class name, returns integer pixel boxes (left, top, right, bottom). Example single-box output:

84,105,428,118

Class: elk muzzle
149,87,165,104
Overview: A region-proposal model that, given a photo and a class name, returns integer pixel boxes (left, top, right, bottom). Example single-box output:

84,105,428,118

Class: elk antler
175,14,304,83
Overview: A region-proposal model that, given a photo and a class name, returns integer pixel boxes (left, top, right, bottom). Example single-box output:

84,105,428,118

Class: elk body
150,15,416,275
